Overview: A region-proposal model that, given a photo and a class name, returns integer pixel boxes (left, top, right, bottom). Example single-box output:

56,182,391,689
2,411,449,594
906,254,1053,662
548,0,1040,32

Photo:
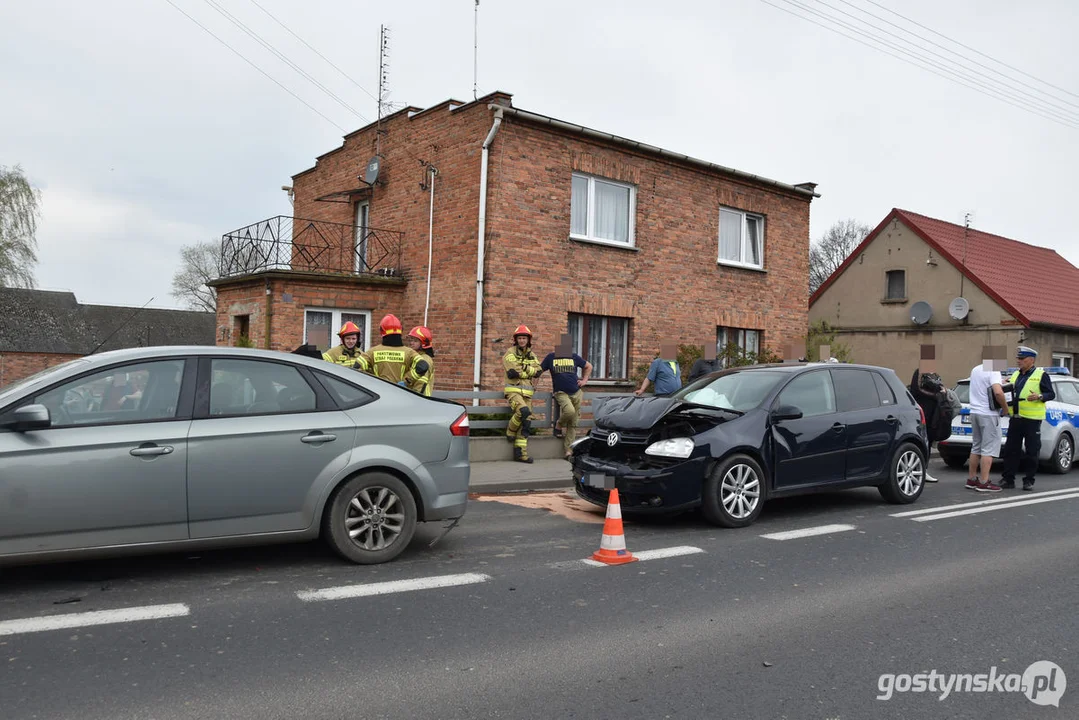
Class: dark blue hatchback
571,363,929,527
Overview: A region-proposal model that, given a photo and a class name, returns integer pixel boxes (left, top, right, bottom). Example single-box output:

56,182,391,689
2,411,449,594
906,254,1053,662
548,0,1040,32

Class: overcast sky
2,0,1077,309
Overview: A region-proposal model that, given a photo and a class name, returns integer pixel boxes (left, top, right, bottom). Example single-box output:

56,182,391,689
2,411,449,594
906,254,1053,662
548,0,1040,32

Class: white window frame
303,308,372,352
718,207,765,270
569,313,630,380
569,172,637,249
1052,353,1073,374
717,326,762,367
353,201,370,273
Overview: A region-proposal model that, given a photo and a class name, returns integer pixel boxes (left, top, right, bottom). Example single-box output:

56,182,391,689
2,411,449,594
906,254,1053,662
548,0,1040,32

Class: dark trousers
1001,417,1042,484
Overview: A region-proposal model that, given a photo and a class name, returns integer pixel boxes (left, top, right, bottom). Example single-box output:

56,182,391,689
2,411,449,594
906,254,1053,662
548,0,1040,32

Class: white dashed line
0,603,190,637
760,524,856,541
580,545,704,566
296,572,491,602
911,492,1079,522
891,486,1079,518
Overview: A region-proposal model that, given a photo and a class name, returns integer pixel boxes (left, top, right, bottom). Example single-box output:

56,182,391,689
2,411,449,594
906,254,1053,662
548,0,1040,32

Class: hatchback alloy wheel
896,450,924,497
721,463,761,520
880,442,926,505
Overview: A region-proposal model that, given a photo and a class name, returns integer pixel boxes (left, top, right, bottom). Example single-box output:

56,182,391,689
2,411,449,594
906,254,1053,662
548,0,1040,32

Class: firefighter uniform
357,315,429,386
322,321,365,369
503,325,542,463
405,326,436,397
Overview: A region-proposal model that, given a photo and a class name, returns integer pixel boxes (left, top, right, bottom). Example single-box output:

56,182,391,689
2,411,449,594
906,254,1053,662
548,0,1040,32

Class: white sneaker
924,472,940,483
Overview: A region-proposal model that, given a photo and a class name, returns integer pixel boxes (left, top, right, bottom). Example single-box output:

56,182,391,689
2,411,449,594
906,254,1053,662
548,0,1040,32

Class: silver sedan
0,346,470,565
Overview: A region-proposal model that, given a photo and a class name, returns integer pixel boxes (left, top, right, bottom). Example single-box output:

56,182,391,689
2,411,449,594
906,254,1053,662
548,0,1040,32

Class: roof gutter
492,105,820,199
472,107,503,403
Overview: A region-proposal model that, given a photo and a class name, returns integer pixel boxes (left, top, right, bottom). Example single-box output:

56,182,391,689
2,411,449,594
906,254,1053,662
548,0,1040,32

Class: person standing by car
405,326,435,396
965,361,1007,493
1000,346,1055,491
636,342,682,397
322,321,365,369
358,314,430,387
504,324,543,464
540,333,592,460
688,342,721,383
910,368,951,483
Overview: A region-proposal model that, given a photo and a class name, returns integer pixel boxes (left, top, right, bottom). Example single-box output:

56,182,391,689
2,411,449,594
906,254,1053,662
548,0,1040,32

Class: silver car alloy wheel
897,450,924,496
721,463,761,519
345,486,406,551
1059,435,1074,471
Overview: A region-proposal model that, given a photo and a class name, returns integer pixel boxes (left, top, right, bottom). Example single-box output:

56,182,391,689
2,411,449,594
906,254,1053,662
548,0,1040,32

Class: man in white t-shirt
965,362,1008,492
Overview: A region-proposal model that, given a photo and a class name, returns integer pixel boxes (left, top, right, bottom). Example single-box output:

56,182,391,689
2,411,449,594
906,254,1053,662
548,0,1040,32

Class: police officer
358,314,430,387
405,326,435,396
322,322,365,369
503,324,542,464
1000,346,1055,491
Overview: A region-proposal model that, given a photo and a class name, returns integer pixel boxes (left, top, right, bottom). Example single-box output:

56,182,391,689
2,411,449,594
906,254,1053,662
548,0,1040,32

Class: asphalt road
2,458,1077,720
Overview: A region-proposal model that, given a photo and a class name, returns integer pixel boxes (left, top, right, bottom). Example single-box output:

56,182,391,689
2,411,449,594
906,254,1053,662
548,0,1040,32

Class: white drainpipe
472,108,503,405
424,166,437,327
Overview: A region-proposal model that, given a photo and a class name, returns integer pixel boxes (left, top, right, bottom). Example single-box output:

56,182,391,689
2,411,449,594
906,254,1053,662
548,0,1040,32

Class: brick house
0,288,215,387
809,208,1079,382
213,92,819,392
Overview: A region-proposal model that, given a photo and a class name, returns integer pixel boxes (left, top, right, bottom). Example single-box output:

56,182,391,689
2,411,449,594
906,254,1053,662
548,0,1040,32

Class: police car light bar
1003,366,1071,375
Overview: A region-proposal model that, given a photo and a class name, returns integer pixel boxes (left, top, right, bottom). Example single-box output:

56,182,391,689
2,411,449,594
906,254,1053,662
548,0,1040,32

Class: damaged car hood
594,396,737,432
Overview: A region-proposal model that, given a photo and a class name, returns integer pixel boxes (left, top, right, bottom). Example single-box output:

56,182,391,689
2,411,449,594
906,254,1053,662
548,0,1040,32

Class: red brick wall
479,115,811,391
242,95,811,392
0,352,84,387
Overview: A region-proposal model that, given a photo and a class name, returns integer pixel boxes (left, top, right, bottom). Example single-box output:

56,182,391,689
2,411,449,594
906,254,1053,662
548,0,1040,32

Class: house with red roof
809,208,1079,383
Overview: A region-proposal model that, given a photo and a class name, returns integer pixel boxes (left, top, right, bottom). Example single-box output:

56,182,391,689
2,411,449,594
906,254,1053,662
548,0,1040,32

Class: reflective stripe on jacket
1009,367,1047,420
503,348,541,397
322,344,363,369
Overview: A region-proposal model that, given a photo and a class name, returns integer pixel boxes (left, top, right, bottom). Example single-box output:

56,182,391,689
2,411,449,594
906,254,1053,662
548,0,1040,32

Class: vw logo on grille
607,432,620,447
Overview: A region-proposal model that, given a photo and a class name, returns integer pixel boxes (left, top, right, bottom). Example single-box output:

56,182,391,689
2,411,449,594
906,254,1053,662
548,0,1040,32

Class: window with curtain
569,173,636,247
568,313,630,379
718,208,765,269
304,309,371,351
885,270,906,300
717,326,763,367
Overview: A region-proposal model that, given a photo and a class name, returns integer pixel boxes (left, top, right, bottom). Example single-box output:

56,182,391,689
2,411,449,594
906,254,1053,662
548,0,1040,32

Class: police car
937,367,1078,474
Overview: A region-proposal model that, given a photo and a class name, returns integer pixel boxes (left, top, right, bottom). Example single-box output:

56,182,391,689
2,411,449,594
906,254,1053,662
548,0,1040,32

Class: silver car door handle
301,432,337,444
130,444,174,457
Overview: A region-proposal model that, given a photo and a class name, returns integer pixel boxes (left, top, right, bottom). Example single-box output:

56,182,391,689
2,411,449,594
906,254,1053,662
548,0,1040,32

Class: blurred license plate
961,415,971,424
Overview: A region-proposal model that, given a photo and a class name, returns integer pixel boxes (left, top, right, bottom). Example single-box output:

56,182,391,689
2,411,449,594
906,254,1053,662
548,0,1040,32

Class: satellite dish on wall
363,156,381,185
910,301,933,325
948,297,970,320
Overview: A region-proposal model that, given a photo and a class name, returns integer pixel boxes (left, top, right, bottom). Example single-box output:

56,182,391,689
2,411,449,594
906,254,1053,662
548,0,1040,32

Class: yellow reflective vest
1008,367,1047,420
503,348,542,397
407,355,434,397
359,344,424,385
322,344,364,369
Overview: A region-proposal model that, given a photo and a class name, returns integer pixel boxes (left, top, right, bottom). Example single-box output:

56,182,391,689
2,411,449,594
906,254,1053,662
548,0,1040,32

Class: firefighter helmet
408,326,434,350
338,321,362,339
513,324,532,339
379,314,403,336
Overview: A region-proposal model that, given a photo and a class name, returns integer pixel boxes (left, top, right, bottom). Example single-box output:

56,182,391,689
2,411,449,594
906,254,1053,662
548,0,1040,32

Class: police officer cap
1016,346,1038,359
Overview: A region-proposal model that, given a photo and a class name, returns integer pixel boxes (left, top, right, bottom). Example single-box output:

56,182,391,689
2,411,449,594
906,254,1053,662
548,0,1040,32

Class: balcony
219,216,404,280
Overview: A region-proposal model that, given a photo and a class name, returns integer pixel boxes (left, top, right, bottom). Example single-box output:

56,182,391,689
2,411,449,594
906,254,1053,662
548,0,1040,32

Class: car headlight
644,437,695,459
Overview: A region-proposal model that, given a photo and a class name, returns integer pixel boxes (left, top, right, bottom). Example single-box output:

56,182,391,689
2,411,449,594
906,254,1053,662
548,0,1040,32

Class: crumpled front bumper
571,453,709,512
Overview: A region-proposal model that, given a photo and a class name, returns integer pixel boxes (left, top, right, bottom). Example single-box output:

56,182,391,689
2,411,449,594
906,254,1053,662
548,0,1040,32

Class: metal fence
220,216,404,278
432,390,637,430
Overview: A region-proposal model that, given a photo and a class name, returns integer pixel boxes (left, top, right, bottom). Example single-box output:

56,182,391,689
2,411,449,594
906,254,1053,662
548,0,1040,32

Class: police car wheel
1050,434,1074,475
323,472,418,564
940,451,968,469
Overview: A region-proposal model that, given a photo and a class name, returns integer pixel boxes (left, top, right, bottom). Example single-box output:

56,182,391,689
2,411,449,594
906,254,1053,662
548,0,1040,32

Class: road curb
469,478,574,494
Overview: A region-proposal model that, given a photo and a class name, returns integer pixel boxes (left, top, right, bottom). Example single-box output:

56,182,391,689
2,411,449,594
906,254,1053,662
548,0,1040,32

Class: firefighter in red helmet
322,321,365,369
357,314,429,386
503,324,542,463
405,326,435,396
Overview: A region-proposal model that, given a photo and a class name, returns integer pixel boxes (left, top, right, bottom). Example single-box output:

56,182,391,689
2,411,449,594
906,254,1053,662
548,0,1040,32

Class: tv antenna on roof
375,25,391,158
474,1,480,101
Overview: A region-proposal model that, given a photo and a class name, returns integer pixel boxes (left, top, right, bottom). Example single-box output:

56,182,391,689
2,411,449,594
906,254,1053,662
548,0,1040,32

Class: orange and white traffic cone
591,488,638,565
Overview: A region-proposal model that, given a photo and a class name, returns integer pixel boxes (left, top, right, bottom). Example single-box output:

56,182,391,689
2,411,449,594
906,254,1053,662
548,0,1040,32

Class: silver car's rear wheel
324,473,417,564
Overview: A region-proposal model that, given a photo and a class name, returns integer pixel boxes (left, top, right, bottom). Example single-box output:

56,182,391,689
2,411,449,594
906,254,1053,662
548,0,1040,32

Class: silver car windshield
675,370,787,412
0,358,90,402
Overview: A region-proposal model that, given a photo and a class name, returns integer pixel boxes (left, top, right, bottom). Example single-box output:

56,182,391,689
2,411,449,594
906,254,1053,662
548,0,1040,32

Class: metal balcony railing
220,216,404,279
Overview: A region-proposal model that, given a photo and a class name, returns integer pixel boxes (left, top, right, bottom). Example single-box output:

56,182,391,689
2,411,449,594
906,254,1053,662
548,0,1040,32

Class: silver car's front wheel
324,473,418,564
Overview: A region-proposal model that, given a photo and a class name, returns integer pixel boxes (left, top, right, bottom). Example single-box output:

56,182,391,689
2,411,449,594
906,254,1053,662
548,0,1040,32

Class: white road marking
0,603,190,637
296,572,491,602
892,486,1079,518
760,524,856,541
580,545,704,566
912,492,1079,522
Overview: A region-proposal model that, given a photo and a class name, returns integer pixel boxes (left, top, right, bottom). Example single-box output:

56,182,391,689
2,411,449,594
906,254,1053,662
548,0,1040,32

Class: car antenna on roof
88,297,155,355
